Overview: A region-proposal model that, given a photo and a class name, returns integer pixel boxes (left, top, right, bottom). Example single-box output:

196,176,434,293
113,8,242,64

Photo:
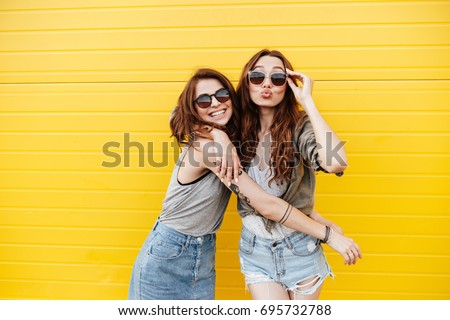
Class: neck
258,106,275,135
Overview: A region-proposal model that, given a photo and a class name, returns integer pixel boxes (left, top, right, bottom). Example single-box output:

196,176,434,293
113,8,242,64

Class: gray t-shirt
159,147,231,236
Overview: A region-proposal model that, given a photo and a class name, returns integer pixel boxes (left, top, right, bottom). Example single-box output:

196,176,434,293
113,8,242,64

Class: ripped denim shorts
239,225,334,295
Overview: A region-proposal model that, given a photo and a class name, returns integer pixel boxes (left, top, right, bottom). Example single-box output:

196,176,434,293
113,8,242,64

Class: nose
261,75,272,88
210,95,221,108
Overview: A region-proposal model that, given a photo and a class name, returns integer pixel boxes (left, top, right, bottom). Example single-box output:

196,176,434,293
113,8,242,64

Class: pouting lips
261,90,272,98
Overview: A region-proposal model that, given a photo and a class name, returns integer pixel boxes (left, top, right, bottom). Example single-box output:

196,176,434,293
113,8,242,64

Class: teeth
210,110,225,117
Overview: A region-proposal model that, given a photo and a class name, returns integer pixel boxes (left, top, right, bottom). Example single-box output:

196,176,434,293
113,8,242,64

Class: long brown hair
236,49,305,185
170,68,240,146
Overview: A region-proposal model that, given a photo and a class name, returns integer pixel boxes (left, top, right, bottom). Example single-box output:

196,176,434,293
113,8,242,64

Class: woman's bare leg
248,281,290,300
288,276,324,300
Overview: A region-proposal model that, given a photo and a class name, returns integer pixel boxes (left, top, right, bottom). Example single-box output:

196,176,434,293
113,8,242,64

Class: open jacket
237,114,340,233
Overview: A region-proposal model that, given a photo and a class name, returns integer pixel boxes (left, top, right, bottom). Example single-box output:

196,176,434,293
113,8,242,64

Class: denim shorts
239,226,333,295
128,220,216,300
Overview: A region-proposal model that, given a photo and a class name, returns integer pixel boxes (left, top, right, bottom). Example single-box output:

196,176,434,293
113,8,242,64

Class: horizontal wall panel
0,152,177,171
216,270,450,294
220,212,450,236
0,263,131,283
321,290,450,300
2,25,449,52
1,2,448,31
0,152,449,175
216,288,250,300
216,232,450,256
0,84,183,112
0,133,177,152
2,133,448,154
341,134,450,154
345,154,450,175
2,48,447,71
325,112,450,133
0,227,148,247
3,67,449,84
1,226,448,255
0,281,127,299
315,194,450,216
0,171,172,191
0,0,435,11
0,187,448,214
0,244,140,265
1,47,449,83
325,273,450,294
316,175,450,196
0,172,448,197
0,190,165,211
1,81,449,112
2,278,443,300
216,251,450,275
324,253,450,275
1,112,448,133
0,114,172,132
316,81,450,112
2,207,448,235
0,208,156,229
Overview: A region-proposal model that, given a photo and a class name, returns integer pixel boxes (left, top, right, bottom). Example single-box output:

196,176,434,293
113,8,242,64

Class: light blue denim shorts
128,220,216,300
239,226,333,295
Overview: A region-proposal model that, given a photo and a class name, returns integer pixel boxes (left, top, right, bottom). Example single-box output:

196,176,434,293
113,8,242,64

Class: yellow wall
0,0,449,299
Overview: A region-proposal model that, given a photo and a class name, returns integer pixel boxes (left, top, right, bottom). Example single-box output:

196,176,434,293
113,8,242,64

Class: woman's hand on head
286,69,314,106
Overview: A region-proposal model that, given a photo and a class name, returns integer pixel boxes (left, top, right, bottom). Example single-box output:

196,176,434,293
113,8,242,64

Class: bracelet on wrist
320,226,332,244
326,227,334,243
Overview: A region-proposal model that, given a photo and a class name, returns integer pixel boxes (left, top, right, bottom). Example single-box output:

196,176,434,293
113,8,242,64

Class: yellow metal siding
0,0,449,299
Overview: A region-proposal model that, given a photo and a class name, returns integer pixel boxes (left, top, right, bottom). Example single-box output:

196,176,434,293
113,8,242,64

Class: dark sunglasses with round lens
248,70,287,87
194,88,231,109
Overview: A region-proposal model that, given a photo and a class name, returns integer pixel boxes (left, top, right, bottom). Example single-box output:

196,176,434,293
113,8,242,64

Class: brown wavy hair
236,49,305,185
170,68,240,147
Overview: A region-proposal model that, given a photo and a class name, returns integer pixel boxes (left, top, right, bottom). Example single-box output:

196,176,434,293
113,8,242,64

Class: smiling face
194,78,233,127
249,55,287,108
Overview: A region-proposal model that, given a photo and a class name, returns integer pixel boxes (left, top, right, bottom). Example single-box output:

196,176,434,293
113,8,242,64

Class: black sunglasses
248,70,287,87
194,88,231,109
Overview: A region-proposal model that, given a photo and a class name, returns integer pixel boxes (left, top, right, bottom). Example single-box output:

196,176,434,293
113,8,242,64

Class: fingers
354,243,363,259
286,68,309,83
330,233,362,265
286,69,314,92
286,76,299,92
217,157,227,182
220,155,233,186
225,164,233,186
216,145,242,186
286,68,303,80
233,151,241,183
347,251,356,265
345,242,362,265
224,147,235,185
343,250,356,265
